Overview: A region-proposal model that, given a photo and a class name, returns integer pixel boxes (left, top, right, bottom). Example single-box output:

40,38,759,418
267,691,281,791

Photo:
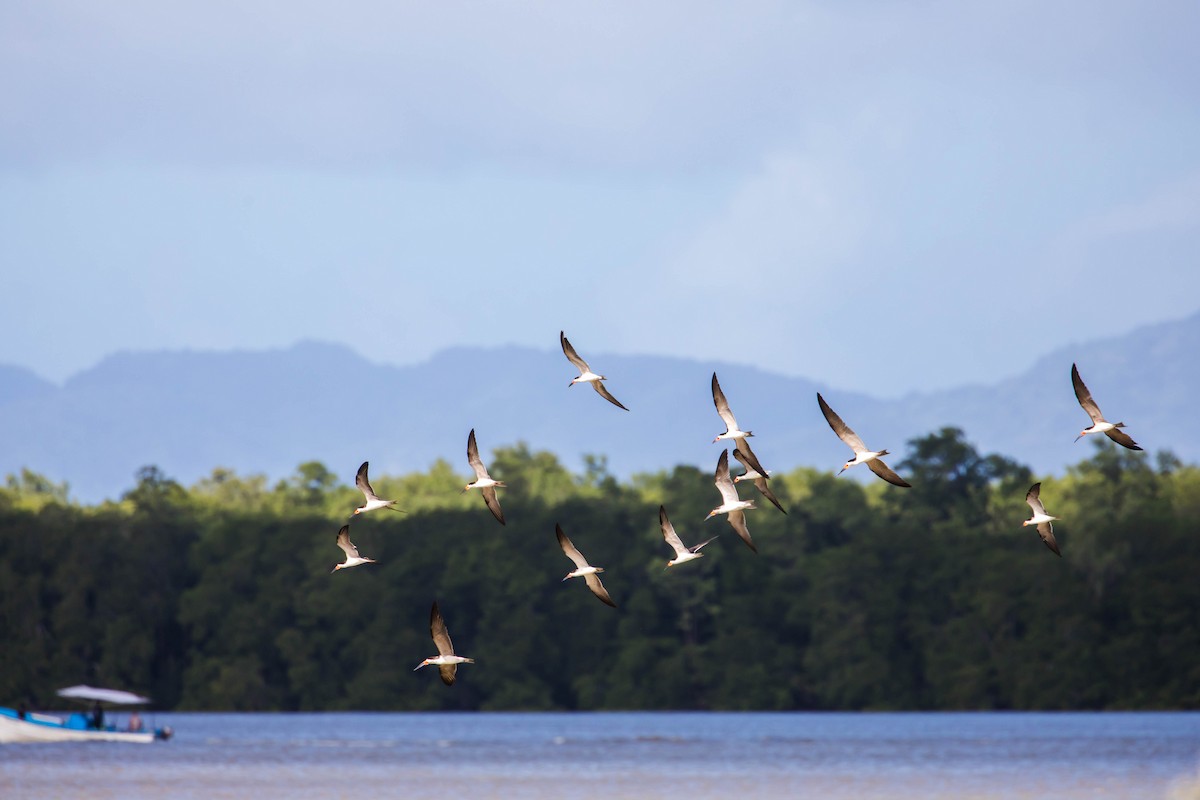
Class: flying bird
464,428,506,525
711,373,768,476
556,524,617,607
353,461,402,515
816,393,911,488
732,445,787,514
330,525,377,573
660,505,718,568
705,449,757,553
1023,482,1061,557
560,331,628,411
414,601,475,685
1071,363,1142,451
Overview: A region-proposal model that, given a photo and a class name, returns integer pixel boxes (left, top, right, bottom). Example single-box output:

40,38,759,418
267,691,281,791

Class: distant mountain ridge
2,312,1197,502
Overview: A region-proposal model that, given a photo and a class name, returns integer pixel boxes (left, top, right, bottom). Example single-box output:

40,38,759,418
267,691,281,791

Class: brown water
2,712,1198,799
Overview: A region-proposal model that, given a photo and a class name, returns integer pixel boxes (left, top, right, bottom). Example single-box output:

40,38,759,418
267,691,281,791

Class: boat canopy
56,685,151,705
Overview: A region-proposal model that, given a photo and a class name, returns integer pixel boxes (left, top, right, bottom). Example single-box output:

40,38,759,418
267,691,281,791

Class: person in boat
17,701,27,720
128,711,143,732
90,701,105,730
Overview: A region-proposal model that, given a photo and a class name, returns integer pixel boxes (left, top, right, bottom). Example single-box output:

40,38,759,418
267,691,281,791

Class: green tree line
1,430,1197,711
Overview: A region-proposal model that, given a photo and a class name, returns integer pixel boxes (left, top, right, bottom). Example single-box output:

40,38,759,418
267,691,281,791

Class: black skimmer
817,393,911,488
352,462,403,515
465,429,506,525
414,601,475,685
705,449,757,553
732,444,786,514
660,505,718,568
556,524,617,607
1023,482,1061,557
560,331,629,411
1071,363,1142,450
331,525,377,572
711,373,768,476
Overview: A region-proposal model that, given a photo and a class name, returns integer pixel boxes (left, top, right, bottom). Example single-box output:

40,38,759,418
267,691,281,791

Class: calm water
2,712,1198,799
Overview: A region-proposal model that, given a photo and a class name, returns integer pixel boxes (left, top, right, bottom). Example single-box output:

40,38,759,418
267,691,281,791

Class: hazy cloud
1,1,1199,394
5,1,1196,171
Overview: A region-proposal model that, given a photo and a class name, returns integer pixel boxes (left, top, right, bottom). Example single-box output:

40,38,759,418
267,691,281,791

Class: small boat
0,685,172,744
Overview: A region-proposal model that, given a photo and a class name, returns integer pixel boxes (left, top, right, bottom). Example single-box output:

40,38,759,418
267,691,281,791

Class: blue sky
2,1,1198,396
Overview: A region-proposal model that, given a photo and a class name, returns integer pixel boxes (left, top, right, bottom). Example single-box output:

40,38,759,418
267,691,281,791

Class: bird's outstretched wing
753,477,787,513
660,506,689,557
560,331,590,372
1071,363,1105,424
481,487,506,525
335,525,360,559
556,524,591,570
714,450,740,505
711,373,738,431
1025,483,1047,517
732,447,785,513
868,458,911,488
1037,522,1061,557
726,509,757,553
355,461,380,501
437,664,457,686
467,429,491,480
1104,428,1143,451
583,573,617,607
592,381,629,411
430,601,455,657
730,439,768,484
817,393,867,453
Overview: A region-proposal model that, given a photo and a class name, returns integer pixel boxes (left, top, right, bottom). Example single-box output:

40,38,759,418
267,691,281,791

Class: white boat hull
0,712,156,744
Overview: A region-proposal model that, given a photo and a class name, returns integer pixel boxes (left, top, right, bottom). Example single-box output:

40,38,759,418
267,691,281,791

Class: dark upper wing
867,458,912,488
467,429,490,479
560,331,590,372
714,450,739,505
1104,428,1143,451
726,509,757,553
732,440,769,481
430,601,455,657
711,372,737,430
355,461,378,500
1037,522,1061,557
660,505,688,556
592,381,629,411
1025,482,1046,516
557,524,590,570
1071,363,1105,424
730,447,761,478
817,393,867,452
481,486,506,525
583,573,617,607
438,664,457,686
754,477,787,514
335,525,360,559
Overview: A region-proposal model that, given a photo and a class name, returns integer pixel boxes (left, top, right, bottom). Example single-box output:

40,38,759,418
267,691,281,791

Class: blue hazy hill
1,312,1195,501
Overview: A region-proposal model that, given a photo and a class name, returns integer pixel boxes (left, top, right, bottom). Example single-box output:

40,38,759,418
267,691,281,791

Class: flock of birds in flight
329,332,1142,686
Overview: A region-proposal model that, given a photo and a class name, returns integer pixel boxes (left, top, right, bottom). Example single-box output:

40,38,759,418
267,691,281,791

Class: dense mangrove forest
2,429,1197,711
